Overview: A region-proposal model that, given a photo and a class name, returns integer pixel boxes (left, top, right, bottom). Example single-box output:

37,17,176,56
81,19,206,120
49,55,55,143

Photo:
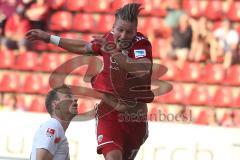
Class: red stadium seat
59,32,81,39
161,60,180,81
86,0,112,13
195,109,209,125
182,0,203,18
40,75,51,94
96,14,114,33
204,0,223,20
147,17,165,35
233,90,240,108
71,76,84,86
77,100,96,115
81,33,93,42
0,49,15,69
152,38,161,58
187,85,209,106
139,0,167,16
212,87,233,107
178,62,202,82
150,0,167,17
73,65,89,75
15,51,38,71
49,11,73,31
226,1,240,22
65,0,87,11
156,83,185,104
0,73,20,92
38,53,61,72
148,103,168,121
200,64,226,84
16,95,27,111
112,0,134,11
29,96,46,112
49,0,65,10
32,41,48,51
225,65,240,86
72,13,95,32
138,17,148,34
21,74,43,94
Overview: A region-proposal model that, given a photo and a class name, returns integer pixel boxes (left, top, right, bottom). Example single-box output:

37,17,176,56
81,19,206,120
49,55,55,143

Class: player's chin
69,108,78,115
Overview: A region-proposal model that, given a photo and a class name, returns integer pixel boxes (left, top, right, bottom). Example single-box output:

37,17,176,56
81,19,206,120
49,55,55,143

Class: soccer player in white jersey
30,85,78,160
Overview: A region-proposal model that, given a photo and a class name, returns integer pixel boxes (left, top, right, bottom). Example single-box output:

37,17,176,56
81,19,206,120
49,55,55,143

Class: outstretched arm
25,29,95,55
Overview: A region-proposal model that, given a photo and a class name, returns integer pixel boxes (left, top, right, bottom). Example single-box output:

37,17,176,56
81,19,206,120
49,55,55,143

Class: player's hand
92,35,107,46
25,29,51,43
92,35,118,54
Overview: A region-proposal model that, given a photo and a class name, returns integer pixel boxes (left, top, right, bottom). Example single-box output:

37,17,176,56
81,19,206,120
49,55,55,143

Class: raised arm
25,29,94,55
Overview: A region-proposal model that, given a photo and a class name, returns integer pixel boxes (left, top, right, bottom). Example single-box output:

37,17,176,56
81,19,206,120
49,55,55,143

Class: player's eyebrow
117,26,135,33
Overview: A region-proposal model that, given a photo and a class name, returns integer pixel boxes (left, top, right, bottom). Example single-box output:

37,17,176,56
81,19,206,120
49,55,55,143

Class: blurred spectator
156,0,184,58
164,0,185,28
226,41,240,67
0,0,21,18
189,17,211,62
3,4,31,52
170,14,192,68
213,19,239,67
0,10,7,50
25,0,49,29
189,17,217,62
0,10,7,34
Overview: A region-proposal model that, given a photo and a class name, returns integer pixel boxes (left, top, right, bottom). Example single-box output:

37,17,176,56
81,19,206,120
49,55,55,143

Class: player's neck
52,115,72,132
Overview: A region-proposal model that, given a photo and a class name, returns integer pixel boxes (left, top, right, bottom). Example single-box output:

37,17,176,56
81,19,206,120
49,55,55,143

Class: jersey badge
98,135,103,142
134,49,146,58
46,128,55,137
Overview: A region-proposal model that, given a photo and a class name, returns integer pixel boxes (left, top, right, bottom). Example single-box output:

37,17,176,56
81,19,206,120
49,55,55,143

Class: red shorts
95,101,148,160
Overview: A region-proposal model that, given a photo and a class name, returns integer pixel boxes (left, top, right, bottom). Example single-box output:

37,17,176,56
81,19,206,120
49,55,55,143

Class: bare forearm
26,29,94,55
58,38,89,54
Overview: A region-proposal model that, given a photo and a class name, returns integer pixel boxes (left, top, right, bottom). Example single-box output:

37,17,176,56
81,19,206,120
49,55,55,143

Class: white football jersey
30,118,70,160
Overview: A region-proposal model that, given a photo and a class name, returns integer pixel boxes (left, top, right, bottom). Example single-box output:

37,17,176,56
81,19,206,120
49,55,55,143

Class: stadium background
0,0,240,159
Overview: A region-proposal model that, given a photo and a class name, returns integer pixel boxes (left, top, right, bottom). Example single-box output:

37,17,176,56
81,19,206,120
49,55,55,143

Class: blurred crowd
0,0,239,66
152,0,240,69
0,0,49,53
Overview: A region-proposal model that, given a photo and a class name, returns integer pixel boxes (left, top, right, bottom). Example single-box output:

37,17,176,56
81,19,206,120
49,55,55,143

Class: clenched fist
25,29,51,43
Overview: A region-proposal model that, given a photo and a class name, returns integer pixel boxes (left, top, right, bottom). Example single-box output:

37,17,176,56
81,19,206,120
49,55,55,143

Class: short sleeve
34,124,59,155
130,40,152,61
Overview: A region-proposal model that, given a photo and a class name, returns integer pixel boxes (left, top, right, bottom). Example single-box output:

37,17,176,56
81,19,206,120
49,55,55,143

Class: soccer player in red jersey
26,3,154,160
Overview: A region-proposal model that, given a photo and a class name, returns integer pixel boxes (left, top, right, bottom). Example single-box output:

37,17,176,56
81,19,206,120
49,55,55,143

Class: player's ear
52,100,59,109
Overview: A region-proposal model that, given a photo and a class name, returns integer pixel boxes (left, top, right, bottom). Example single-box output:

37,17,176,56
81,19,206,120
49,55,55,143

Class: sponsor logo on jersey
46,128,55,137
135,36,146,42
98,135,103,142
134,49,146,58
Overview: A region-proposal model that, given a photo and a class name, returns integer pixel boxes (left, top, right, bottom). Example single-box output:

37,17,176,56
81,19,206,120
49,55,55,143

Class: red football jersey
91,32,153,102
